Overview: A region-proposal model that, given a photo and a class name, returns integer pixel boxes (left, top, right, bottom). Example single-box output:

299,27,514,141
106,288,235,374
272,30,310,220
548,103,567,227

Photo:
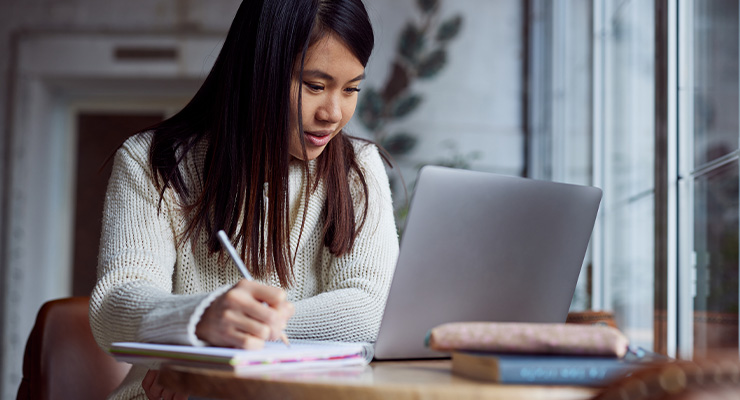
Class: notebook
449,351,642,386
110,340,374,373
373,166,602,360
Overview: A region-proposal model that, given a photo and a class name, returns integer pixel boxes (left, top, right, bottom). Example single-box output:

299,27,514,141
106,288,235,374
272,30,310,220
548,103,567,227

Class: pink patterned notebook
426,322,629,357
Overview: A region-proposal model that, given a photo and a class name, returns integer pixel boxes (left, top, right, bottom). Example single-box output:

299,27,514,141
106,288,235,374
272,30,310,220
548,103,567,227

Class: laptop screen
373,166,602,360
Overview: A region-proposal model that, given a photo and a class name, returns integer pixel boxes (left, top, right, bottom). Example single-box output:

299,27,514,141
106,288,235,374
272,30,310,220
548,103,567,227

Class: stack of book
426,322,664,386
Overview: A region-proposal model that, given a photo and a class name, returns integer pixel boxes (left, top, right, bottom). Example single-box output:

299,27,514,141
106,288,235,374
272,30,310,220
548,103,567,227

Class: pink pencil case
426,322,629,357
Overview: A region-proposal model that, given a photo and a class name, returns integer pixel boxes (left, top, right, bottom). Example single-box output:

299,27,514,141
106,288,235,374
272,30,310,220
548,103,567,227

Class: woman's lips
304,130,334,147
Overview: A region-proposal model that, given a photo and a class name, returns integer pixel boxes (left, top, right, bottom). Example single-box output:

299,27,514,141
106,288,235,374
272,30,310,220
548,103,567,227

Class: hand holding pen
194,231,294,349
216,230,291,347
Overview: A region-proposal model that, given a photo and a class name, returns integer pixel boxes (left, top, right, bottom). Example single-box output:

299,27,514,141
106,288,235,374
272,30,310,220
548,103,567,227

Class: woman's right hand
195,280,294,349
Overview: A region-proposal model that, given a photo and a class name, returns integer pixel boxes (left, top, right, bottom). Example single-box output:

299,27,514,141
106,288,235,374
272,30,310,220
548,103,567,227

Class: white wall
0,1,523,398
355,0,523,180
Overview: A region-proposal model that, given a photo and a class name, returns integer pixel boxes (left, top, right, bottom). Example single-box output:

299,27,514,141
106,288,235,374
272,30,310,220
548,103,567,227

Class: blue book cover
451,351,650,386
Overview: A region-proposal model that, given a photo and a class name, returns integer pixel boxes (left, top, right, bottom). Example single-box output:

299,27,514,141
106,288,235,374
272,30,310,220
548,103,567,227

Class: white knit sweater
89,132,399,400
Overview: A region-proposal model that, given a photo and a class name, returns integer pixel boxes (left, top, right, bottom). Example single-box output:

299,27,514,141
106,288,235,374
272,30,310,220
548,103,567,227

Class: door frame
0,31,221,398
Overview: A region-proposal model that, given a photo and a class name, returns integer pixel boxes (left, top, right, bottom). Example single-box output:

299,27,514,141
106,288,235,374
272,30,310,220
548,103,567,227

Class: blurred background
0,0,738,397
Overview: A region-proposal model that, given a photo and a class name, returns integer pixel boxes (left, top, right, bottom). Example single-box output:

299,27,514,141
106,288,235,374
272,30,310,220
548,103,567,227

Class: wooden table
159,360,599,400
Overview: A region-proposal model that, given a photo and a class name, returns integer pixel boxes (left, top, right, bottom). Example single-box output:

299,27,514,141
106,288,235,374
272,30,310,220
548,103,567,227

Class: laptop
373,166,602,360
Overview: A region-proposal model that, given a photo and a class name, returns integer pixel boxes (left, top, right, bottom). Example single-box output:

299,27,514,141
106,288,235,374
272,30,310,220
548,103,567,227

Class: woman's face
289,34,365,161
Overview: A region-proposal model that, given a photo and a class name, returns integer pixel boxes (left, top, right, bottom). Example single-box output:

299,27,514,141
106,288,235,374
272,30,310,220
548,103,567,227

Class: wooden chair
16,297,131,400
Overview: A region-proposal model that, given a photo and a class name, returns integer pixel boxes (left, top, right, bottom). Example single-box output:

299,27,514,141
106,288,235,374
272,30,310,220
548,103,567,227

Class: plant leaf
399,23,425,63
416,0,439,13
382,133,418,155
392,94,423,118
357,88,384,131
382,62,410,102
436,15,463,41
417,49,447,79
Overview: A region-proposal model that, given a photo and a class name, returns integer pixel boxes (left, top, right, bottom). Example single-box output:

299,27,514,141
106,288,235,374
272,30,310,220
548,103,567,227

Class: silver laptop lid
373,166,602,360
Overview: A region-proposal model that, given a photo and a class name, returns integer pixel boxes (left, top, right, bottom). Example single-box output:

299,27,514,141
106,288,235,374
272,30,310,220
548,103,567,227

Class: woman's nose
316,95,342,123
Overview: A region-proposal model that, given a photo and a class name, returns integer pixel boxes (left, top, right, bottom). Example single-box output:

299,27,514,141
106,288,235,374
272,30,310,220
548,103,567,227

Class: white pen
217,229,291,347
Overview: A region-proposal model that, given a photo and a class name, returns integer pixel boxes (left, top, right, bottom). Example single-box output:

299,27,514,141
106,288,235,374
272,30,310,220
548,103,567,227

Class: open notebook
110,340,374,372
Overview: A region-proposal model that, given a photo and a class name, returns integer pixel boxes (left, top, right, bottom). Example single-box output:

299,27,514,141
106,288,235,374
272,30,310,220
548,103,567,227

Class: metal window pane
692,161,739,355
692,1,739,169
678,0,740,358
596,0,655,350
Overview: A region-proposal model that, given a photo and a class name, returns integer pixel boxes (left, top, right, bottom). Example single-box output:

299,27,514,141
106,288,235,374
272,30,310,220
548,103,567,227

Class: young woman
89,0,399,399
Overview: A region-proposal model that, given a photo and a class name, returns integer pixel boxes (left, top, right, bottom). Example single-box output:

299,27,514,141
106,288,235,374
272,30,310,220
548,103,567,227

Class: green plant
357,0,463,156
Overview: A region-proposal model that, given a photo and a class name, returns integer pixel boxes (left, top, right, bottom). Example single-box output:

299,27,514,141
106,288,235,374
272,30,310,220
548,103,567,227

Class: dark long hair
148,0,376,288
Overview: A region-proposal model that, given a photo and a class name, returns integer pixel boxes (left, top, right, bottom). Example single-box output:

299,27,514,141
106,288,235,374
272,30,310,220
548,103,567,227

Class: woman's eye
345,87,361,94
304,82,323,91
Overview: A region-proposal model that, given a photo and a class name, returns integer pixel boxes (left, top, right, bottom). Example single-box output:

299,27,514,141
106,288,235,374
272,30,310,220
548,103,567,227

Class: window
594,0,656,351
677,0,739,358
528,0,656,350
532,0,740,357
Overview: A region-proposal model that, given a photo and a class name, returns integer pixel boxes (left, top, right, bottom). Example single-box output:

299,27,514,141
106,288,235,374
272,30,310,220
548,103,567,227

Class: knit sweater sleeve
89,134,225,351
285,143,399,342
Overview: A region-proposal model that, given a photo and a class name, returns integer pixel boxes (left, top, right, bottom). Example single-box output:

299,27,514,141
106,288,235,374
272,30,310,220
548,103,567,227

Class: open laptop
373,166,602,360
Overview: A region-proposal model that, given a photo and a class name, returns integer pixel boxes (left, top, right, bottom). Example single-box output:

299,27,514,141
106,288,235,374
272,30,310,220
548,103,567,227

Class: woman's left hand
142,369,189,400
